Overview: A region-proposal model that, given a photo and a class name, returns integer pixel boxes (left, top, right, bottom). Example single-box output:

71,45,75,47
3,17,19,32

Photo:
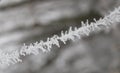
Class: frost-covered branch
0,6,120,66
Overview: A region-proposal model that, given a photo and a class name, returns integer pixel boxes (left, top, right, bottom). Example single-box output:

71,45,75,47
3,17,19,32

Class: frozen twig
0,6,120,66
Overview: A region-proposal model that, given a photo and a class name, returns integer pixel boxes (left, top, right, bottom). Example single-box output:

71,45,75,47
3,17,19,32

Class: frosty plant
0,6,120,66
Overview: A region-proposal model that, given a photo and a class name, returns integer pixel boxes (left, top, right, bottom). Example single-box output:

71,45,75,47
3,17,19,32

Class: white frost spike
81,21,85,27
60,31,66,44
20,44,27,56
73,27,81,39
86,19,89,26
1,6,120,66
74,27,78,31
51,35,60,47
69,27,72,33
93,18,97,22
45,38,52,50
39,41,47,52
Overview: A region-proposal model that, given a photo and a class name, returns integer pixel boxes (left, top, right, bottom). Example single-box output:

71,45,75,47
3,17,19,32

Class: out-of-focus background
0,0,120,73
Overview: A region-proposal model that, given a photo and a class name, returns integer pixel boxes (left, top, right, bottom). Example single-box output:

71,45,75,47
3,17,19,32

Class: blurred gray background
0,0,120,73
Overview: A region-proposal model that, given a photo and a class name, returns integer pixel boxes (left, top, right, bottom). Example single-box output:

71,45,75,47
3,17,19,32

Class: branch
0,6,120,66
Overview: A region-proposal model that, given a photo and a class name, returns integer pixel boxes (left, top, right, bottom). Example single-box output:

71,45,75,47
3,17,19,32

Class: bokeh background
0,0,120,73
